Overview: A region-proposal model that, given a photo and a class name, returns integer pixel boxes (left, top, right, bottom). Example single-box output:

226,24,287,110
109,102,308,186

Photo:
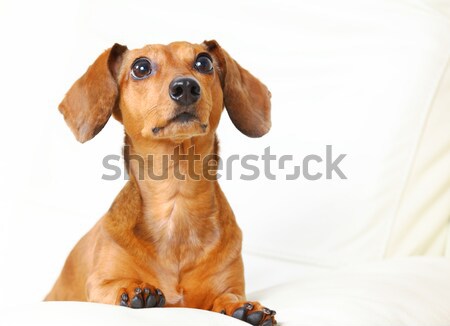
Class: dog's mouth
170,111,198,124
151,110,208,139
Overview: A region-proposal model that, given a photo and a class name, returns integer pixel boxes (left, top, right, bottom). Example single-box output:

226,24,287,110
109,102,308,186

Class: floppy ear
58,43,128,143
203,40,271,137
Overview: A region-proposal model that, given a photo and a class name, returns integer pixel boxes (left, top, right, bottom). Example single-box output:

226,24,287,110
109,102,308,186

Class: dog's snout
169,77,201,106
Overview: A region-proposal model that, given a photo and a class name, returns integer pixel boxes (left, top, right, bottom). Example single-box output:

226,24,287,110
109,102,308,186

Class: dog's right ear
59,43,128,143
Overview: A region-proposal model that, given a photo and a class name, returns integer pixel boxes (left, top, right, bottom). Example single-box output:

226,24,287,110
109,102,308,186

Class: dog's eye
131,58,152,80
194,54,213,74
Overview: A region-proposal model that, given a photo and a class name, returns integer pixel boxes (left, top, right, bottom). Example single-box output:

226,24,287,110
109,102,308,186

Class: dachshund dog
46,40,275,325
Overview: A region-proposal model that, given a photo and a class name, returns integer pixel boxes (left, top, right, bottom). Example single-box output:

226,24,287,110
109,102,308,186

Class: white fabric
218,0,450,265
0,303,247,326
2,256,450,326
1,0,450,325
247,255,450,326
383,57,450,258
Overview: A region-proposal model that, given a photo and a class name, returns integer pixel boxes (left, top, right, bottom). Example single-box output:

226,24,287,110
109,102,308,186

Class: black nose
169,77,201,106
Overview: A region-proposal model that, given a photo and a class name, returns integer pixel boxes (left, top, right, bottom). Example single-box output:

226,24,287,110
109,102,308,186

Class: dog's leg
86,277,165,308
212,293,277,326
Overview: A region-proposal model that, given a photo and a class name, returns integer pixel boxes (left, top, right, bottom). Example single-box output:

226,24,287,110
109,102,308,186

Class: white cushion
247,256,450,326
3,256,450,326
0,303,247,326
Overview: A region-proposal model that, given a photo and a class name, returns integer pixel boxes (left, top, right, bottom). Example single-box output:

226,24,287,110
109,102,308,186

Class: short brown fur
47,40,275,324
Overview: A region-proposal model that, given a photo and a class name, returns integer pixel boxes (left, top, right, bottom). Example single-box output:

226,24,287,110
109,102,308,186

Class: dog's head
59,41,271,144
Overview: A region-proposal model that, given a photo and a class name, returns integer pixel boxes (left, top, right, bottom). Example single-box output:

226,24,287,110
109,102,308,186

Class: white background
1,0,449,307
0,0,310,305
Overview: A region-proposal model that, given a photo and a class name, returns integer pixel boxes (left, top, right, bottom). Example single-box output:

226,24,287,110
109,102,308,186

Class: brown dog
46,40,275,325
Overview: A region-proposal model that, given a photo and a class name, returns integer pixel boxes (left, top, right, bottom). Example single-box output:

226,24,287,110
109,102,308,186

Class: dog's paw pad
144,288,157,307
247,311,264,325
226,302,277,326
118,284,165,309
232,307,247,320
119,293,129,307
130,288,145,308
232,302,252,320
156,288,166,307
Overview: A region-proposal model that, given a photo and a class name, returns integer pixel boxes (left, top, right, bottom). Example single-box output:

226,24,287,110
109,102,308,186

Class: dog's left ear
203,40,271,138
59,43,128,143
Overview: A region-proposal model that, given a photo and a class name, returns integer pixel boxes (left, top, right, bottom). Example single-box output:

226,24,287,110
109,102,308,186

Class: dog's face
59,40,271,144
118,42,223,141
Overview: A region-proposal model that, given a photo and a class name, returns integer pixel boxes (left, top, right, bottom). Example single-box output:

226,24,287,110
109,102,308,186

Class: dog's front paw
221,301,276,326
117,283,165,309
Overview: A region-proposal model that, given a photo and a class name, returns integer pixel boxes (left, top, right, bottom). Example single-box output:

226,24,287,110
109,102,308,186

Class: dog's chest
136,179,220,306
146,198,206,251
140,183,219,253
146,204,220,305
